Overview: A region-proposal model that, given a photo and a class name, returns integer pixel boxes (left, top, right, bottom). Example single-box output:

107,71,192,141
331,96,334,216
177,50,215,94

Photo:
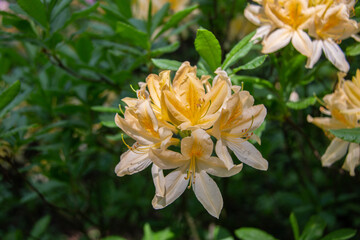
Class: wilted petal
321,138,349,167
306,40,323,69
152,166,188,209
292,30,313,57
342,143,360,176
198,156,243,177
226,139,268,170
262,28,292,54
322,39,349,72
115,149,151,176
193,171,223,218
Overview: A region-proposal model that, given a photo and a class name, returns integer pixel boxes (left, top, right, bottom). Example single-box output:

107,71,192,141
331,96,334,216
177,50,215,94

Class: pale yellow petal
198,156,243,177
342,143,360,176
306,40,323,69
152,164,165,197
149,148,188,170
152,166,188,209
321,138,349,167
115,149,151,177
262,28,292,54
322,39,349,73
193,171,223,219
291,30,313,57
214,139,235,170
226,139,268,170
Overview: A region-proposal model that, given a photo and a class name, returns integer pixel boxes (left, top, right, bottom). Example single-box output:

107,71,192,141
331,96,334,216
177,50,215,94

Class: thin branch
42,48,119,89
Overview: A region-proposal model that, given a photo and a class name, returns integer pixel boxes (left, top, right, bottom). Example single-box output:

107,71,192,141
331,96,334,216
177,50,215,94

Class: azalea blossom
306,3,360,72
150,129,243,218
308,72,360,176
115,62,268,217
244,0,360,72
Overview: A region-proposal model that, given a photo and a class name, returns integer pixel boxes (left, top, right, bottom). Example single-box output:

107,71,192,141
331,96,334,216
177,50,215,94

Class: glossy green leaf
290,213,300,240
346,43,360,56
195,29,221,72
155,5,198,39
231,75,274,90
222,31,255,70
286,97,316,110
142,223,174,240
151,41,180,57
235,227,278,240
300,216,327,240
30,215,51,239
320,229,356,240
0,80,21,112
116,22,149,49
329,128,360,144
151,58,182,71
233,55,267,72
17,0,48,28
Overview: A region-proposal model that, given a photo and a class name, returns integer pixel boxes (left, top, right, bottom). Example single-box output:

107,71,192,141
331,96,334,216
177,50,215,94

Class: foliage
0,0,359,239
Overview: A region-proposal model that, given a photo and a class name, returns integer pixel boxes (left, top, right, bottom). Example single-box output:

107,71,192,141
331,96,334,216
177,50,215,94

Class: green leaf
151,3,170,34
102,237,127,240
91,106,120,113
235,227,277,240
155,5,198,39
0,80,21,112
300,216,327,240
76,36,94,63
0,124,37,138
222,31,255,70
211,226,234,240
320,229,356,240
231,75,274,90
194,29,222,72
290,213,300,240
346,43,360,56
17,0,48,28
142,223,174,240
233,55,267,72
151,58,182,71
116,22,149,49
329,128,360,144
151,41,180,57
64,2,100,29
286,97,316,110
101,121,117,128
30,215,51,239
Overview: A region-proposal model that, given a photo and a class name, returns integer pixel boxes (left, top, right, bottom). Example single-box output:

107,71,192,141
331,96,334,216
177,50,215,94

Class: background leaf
329,128,360,144
194,28,222,72
17,0,48,28
235,227,278,240
0,80,21,112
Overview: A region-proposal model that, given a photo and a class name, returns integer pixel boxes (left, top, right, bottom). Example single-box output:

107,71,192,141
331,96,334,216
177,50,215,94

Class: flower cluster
244,0,360,72
115,62,268,218
308,70,360,176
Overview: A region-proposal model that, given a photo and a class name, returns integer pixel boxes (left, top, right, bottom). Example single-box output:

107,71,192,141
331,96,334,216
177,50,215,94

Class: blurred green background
0,0,359,239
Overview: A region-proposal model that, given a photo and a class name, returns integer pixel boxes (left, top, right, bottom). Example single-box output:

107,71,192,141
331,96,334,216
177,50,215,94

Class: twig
42,48,119,89
185,212,200,240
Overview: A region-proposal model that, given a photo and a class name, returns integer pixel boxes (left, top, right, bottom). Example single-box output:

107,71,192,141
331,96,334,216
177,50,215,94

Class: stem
42,48,119,89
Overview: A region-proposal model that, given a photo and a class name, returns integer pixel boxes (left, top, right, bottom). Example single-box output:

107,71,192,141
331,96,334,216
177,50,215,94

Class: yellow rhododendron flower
308,72,360,176
115,62,267,217
244,0,360,72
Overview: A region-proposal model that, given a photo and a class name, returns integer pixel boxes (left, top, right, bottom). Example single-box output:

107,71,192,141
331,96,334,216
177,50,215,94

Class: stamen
118,104,124,115
121,134,133,150
130,84,137,93
184,156,196,189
